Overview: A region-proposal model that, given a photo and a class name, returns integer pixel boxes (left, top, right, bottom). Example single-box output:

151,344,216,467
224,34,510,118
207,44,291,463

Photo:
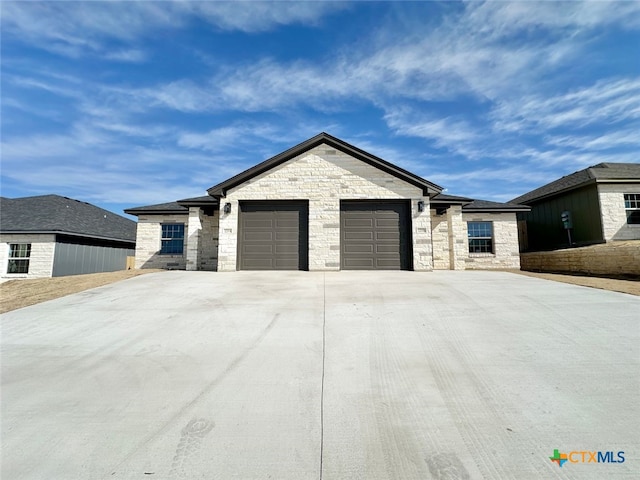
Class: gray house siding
517,184,603,251
52,242,134,277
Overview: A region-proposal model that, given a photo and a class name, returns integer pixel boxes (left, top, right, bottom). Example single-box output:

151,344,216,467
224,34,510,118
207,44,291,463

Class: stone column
447,205,466,270
186,207,203,271
412,197,433,271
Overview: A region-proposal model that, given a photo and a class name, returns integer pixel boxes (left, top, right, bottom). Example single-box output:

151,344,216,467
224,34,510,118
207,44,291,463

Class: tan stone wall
520,240,640,276
0,234,56,281
430,211,450,270
218,144,432,271
134,214,188,269
462,212,521,269
598,183,640,241
199,211,219,271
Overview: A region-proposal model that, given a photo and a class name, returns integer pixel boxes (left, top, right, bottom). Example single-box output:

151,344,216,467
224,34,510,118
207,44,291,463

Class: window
624,194,640,225
7,243,31,273
467,221,494,254
161,224,185,254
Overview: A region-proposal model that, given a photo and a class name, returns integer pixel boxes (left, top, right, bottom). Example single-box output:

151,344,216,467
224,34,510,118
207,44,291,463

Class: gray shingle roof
511,163,640,204
462,199,530,212
124,201,188,215
0,195,136,242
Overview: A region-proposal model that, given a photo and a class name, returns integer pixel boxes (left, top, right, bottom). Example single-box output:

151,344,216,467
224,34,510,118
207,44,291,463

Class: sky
1,1,639,218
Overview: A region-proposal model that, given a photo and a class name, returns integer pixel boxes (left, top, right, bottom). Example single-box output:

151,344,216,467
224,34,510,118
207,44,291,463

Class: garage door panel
274,231,299,241
376,258,402,268
341,201,410,270
343,258,375,268
239,202,308,270
376,244,401,254
274,244,299,254
375,218,400,228
344,231,374,240
243,231,274,242
376,231,400,241
344,218,374,228
344,244,375,253
243,219,274,229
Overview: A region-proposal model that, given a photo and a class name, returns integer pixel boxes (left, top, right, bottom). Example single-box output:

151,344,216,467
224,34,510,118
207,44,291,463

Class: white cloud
103,49,147,63
491,78,640,132
1,1,345,58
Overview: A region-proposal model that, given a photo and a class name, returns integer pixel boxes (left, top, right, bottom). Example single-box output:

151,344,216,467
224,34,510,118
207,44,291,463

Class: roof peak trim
207,132,443,197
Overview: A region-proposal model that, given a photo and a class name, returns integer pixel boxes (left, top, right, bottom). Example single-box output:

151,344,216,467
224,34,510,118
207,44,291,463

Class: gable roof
207,132,443,197
511,162,640,204
0,195,136,243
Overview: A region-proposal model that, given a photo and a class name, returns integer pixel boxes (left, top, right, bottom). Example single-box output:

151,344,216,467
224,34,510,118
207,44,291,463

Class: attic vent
325,149,337,155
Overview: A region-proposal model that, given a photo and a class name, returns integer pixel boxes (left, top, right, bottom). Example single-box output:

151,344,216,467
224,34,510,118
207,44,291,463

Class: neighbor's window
467,222,494,254
624,194,640,225
7,243,31,274
161,224,185,254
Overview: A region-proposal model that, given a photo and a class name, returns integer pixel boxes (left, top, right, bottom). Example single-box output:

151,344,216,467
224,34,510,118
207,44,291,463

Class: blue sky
2,1,639,217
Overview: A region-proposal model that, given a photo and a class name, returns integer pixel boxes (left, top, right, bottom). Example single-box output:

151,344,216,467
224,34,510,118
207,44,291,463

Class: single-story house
0,194,136,280
511,163,640,251
125,133,529,272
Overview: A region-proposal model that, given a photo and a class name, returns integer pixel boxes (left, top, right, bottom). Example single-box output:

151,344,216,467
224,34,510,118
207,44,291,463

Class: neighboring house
511,163,640,251
125,133,529,272
0,195,136,280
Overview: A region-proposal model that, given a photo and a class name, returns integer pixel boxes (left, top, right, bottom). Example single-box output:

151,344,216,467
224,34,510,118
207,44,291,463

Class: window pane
9,243,31,258
7,259,29,274
161,224,185,254
467,222,493,253
627,210,640,225
624,193,639,209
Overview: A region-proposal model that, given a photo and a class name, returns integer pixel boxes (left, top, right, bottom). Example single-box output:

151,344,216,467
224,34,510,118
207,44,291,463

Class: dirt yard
0,269,638,314
0,269,162,314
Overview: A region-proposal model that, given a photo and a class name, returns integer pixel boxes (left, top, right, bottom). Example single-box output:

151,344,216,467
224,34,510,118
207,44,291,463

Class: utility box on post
561,211,573,245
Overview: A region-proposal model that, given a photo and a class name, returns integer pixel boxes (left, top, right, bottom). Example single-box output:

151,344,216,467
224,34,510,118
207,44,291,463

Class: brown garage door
238,202,308,270
341,201,411,270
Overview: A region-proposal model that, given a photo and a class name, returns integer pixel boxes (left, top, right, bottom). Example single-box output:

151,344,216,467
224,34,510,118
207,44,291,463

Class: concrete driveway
1,271,638,479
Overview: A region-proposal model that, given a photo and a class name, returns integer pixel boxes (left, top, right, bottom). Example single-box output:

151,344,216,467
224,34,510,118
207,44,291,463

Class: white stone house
125,133,529,271
0,195,136,281
511,163,640,251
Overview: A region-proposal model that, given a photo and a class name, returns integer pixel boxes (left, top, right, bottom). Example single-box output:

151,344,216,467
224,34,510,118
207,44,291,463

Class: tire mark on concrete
419,294,555,479
103,313,280,479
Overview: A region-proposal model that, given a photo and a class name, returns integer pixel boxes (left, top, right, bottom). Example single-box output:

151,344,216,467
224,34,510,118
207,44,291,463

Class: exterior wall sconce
224,202,232,214
417,200,425,212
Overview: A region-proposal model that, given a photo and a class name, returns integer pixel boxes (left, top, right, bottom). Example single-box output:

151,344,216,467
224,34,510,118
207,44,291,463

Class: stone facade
431,211,521,270
430,211,450,270
462,212,521,269
521,240,640,276
0,234,56,281
598,183,640,242
217,145,432,272
134,214,189,269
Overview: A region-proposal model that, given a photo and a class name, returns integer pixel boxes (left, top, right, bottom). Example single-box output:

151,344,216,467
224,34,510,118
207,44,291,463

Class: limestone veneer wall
0,234,56,281
598,183,640,241
462,212,521,269
134,214,188,269
217,144,433,271
520,241,640,276
199,211,219,271
430,212,450,270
